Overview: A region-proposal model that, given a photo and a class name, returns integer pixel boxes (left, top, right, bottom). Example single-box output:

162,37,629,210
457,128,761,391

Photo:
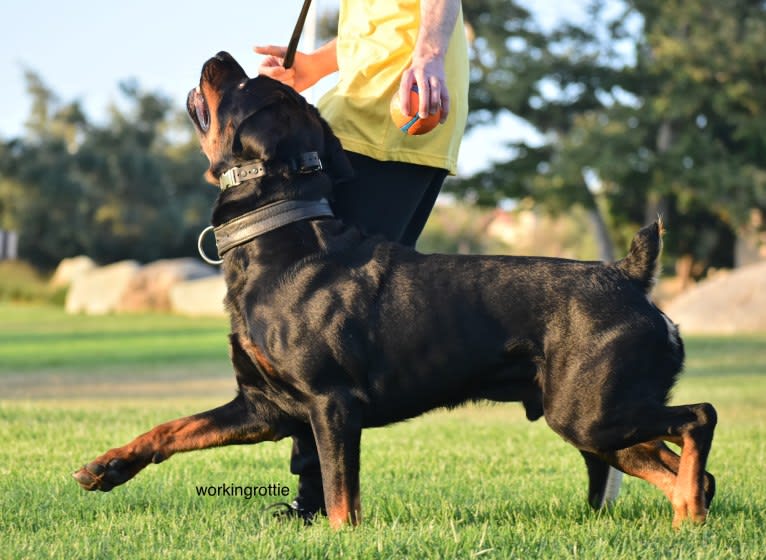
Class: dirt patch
664,261,766,334
1,372,236,400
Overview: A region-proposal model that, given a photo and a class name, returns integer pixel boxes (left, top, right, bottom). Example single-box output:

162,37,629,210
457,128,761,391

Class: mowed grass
1,303,765,559
0,303,229,372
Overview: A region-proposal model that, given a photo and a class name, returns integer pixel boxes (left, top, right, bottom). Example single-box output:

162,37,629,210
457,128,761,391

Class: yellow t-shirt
317,0,469,175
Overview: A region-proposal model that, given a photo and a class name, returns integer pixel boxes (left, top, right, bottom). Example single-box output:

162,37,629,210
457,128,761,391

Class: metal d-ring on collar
197,198,334,265
198,226,222,265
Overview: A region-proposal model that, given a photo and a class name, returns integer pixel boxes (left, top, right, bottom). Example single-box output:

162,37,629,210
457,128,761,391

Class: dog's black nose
215,51,234,63
201,52,249,89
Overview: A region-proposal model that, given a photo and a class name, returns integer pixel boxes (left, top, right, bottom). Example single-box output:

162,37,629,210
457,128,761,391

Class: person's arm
399,0,460,122
254,38,338,92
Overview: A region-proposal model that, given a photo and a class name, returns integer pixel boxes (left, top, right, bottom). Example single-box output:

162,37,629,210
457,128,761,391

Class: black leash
283,0,313,69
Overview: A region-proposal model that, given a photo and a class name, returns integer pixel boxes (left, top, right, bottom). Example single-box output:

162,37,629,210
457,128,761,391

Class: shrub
0,260,64,304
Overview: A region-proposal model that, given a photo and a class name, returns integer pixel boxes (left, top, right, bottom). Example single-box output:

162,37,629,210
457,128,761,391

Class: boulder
169,275,227,317
49,256,96,288
115,258,216,313
65,261,140,315
665,261,766,334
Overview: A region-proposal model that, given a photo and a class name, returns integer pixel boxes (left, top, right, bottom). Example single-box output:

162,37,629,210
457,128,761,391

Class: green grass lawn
1,303,765,559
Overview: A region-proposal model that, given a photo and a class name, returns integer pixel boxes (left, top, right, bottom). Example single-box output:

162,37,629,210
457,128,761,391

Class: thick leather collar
198,198,333,264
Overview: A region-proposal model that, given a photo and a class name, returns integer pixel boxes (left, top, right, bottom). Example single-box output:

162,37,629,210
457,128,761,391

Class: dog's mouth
187,87,211,132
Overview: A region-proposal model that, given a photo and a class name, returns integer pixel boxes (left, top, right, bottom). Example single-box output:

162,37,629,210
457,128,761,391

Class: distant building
0,230,18,260
485,210,538,247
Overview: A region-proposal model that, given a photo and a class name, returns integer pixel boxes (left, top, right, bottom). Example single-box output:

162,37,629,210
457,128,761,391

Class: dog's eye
196,102,210,132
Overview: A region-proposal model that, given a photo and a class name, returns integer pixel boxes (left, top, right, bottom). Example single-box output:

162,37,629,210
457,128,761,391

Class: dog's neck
211,198,334,260
206,162,344,272
211,168,334,228
220,211,359,317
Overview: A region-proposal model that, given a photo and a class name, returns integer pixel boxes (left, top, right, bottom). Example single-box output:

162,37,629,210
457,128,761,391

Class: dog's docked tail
616,220,664,293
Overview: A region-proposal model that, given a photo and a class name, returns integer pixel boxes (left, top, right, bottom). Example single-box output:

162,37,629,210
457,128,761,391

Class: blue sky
1,1,584,176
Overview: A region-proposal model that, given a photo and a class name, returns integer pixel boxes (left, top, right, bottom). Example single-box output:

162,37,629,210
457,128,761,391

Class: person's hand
398,55,450,124
254,45,322,92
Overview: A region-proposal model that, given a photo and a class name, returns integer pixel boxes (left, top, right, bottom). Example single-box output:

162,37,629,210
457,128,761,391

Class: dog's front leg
73,394,274,491
310,394,362,529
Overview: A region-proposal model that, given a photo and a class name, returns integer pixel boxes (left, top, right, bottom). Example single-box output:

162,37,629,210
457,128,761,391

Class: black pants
290,151,449,511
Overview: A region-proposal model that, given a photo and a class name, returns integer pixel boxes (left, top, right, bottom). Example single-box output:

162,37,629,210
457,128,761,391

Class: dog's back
241,219,677,432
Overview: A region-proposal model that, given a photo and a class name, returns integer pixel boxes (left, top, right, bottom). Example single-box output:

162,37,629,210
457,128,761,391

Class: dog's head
186,51,353,189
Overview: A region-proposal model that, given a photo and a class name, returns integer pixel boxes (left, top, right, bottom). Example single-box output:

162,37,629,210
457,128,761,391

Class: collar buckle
219,167,239,190
219,161,268,190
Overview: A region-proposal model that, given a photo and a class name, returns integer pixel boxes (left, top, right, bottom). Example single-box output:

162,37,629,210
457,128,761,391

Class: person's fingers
398,71,416,116
258,65,296,87
259,55,283,68
254,45,288,59
415,76,429,118
399,65,450,121
427,75,441,116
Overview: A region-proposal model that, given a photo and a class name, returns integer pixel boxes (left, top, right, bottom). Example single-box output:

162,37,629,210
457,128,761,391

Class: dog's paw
671,486,709,528
73,454,150,491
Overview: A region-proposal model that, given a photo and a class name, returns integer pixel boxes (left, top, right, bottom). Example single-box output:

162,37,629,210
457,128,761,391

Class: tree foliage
3,1,765,273
458,0,766,272
0,73,215,268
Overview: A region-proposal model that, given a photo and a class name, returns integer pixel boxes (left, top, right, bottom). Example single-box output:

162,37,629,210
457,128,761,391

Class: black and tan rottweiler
74,52,716,529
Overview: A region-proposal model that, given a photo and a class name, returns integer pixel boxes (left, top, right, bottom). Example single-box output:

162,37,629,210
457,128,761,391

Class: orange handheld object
390,84,441,135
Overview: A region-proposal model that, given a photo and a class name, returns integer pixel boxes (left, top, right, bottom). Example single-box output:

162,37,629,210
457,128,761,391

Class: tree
1,71,91,266
0,72,214,268
458,0,630,260
456,0,766,274
314,0,623,260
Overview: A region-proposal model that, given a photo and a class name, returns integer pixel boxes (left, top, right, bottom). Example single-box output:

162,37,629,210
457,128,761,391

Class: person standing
256,0,469,521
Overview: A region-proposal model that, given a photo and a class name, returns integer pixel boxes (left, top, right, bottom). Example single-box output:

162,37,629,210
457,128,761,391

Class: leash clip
296,152,323,174
197,225,223,265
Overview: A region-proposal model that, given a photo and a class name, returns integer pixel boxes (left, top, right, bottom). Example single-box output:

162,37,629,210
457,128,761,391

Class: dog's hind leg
580,451,623,509
73,393,276,492
656,403,716,527
601,441,715,508
597,442,678,504
574,402,717,527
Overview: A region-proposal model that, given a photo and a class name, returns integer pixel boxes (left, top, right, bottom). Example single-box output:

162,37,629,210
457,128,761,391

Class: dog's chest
235,334,281,379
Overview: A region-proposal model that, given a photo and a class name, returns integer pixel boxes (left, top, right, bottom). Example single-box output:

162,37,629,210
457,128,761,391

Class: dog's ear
315,111,355,185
